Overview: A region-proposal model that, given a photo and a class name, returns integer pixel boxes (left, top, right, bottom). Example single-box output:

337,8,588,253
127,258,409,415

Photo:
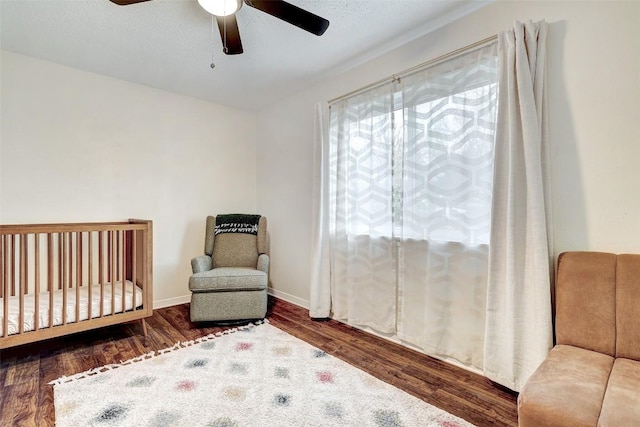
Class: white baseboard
153,294,191,309
267,288,309,309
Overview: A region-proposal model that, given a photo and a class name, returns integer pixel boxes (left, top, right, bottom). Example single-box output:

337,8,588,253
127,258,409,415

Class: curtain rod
328,34,498,106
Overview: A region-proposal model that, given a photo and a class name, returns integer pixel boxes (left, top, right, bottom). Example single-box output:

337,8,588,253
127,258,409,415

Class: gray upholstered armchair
188,214,269,322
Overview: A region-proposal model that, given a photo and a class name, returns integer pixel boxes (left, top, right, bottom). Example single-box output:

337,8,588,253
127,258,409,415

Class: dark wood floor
0,297,518,426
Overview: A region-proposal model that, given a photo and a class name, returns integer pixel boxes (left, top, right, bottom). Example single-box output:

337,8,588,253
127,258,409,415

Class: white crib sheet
0,281,144,336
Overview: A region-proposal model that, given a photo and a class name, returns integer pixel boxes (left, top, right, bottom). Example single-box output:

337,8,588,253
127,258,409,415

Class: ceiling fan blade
216,15,244,55
109,0,154,5
244,0,329,36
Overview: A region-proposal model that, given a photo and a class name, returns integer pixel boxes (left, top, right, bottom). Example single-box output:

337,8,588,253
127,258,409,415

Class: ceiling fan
109,0,330,55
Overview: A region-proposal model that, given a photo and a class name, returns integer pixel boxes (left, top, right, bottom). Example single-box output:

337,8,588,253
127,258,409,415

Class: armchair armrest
257,253,270,274
191,255,213,273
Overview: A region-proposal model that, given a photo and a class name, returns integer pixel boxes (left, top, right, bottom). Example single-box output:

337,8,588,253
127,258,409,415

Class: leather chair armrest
257,253,270,274
191,255,213,273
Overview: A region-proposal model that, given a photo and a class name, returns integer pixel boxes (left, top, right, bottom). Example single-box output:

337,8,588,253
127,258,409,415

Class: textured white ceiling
1,0,488,111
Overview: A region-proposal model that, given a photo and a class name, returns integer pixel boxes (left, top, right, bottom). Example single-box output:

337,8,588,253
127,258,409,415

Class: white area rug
51,321,474,427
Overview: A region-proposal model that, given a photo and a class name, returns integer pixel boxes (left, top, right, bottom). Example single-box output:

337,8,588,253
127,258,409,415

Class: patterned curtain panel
397,44,498,369
327,42,498,368
328,84,397,333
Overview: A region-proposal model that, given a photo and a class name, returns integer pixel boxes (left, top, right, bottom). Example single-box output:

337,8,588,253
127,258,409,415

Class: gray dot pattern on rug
208,417,240,427
200,341,216,350
148,410,181,427
125,376,156,387
312,349,328,358
93,403,129,425
274,367,289,379
273,393,292,407
374,409,405,427
229,362,247,375
185,358,209,368
324,402,344,418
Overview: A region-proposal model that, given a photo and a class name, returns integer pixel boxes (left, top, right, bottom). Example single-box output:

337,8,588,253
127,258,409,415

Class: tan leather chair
518,252,640,426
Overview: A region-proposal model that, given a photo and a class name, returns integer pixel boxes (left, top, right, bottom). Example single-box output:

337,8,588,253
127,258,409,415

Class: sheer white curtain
327,85,398,332
397,44,498,369
483,20,553,391
315,43,500,364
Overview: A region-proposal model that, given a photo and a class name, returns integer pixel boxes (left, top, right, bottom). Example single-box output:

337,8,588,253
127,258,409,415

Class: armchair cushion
189,267,267,292
212,233,259,268
598,358,640,426
517,344,613,427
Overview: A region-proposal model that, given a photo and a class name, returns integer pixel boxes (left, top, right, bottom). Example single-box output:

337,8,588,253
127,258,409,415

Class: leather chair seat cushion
517,344,614,427
189,267,267,292
598,358,640,425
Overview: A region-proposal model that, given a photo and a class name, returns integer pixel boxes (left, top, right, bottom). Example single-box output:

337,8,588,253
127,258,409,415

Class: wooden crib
0,219,153,349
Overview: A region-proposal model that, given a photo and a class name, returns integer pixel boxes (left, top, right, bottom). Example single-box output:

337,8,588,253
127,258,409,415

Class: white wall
2,1,638,310
256,1,640,306
0,51,257,306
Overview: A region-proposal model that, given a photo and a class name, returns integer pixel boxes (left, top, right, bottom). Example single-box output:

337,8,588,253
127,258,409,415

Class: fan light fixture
197,0,242,17
112,0,330,56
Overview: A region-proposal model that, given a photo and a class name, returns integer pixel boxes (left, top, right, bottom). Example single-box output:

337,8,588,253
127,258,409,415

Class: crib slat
58,232,63,291
11,235,16,297
2,236,8,337
88,232,93,321
79,232,83,285
75,232,81,324
132,230,137,312
111,231,115,316
68,232,73,290
121,231,126,314
107,231,112,284
48,234,54,331
62,232,68,325
99,231,104,318
18,235,26,334
34,234,40,331
116,231,120,282
22,234,29,295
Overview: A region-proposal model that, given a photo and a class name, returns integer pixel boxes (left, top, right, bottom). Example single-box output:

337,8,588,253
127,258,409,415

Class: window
332,49,498,246
326,43,499,361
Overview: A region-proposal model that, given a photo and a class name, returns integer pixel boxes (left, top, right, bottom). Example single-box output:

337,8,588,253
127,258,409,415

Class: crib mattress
0,281,144,336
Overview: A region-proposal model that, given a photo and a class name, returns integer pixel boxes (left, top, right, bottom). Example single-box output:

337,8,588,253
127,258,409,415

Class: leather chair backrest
555,251,617,356
556,251,640,360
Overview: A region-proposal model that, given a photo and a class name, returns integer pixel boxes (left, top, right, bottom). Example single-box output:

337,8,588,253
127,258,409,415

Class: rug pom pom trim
48,319,269,386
